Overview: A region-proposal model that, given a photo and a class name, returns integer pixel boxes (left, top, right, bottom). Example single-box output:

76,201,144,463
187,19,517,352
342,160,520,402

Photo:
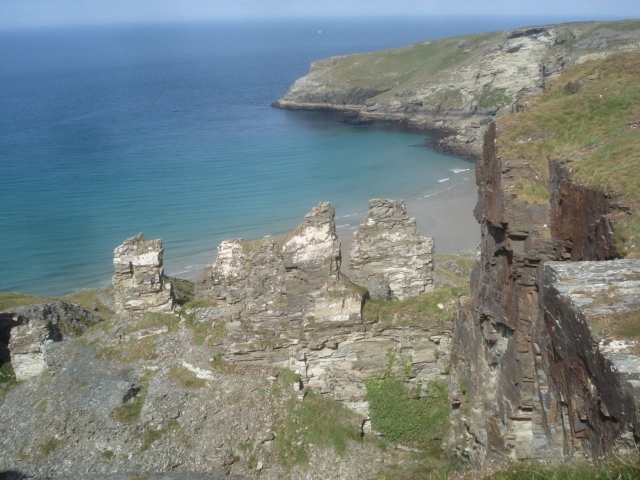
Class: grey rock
112,233,174,314
348,199,434,301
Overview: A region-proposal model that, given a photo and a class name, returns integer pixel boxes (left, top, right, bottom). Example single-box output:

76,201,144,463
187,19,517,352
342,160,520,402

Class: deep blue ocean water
0,16,604,296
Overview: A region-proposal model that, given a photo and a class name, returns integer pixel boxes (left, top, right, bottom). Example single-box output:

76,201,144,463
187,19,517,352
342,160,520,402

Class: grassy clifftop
497,50,640,256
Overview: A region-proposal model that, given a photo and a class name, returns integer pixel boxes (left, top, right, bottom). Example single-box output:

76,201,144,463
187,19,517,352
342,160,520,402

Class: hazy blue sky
2,0,640,30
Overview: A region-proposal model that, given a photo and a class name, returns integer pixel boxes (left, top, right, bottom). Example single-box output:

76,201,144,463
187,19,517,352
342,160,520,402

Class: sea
0,15,616,296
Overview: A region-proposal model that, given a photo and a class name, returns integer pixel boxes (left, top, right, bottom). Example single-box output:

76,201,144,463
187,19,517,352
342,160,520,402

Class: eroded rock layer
534,260,640,458
196,202,448,415
112,233,174,314
449,120,637,464
348,199,434,301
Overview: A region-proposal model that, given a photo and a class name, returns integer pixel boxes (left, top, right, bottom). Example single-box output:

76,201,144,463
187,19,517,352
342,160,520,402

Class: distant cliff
274,20,640,159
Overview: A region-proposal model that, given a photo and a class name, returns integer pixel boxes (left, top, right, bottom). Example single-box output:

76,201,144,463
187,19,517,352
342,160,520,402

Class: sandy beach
336,170,480,266
184,171,479,282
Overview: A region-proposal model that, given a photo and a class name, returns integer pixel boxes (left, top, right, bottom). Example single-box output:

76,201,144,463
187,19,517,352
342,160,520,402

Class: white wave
450,168,470,173
438,178,450,183
337,224,351,228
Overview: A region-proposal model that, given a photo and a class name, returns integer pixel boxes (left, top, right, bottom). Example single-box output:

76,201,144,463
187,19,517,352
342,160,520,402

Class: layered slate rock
112,233,174,314
200,202,360,327
535,260,640,458
196,202,450,416
348,199,434,301
4,302,99,380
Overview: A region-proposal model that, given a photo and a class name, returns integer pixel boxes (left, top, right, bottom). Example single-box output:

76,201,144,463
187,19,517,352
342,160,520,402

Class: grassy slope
311,20,640,104
323,32,498,91
497,50,640,256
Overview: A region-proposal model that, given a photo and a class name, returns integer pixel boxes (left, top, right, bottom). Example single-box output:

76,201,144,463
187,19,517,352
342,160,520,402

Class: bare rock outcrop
2,302,99,380
448,120,631,465
196,201,449,416
535,260,640,459
200,202,360,327
348,199,434,301
112,233,174,314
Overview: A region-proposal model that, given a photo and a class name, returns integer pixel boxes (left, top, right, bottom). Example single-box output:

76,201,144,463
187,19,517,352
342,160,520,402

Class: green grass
184,312,226,346
37,437,62,460
486,458,640,479
275,390,362,469
139,421,179,452
168,365,205,389
365,378,448,450
363,286,466,326
323,32,498,93
101,450,115,460
110,371,154,422
0,292,51,311
0,362,20,406
63,288,113,322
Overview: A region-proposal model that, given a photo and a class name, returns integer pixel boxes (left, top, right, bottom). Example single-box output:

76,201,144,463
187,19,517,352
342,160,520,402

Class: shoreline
175,170,480,283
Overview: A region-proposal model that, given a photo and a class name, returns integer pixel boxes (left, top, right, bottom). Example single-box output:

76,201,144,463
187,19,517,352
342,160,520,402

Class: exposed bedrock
535,260,640,459
348,199,434,301
448,122,635,464
1,302,99,381
195,201,449,416
112,233,175,314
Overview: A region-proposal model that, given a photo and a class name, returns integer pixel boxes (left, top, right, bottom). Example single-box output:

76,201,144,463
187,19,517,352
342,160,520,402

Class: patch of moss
366,378,448,450
139,421,179,452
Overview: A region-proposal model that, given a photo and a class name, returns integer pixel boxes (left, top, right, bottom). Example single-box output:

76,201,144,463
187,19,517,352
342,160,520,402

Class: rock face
535,260,640,459
348,199,434,301
112,233,174,314
197,202,448,416
2,302,99,380
200,202,359,326
274,21,640,159
448,121,634,464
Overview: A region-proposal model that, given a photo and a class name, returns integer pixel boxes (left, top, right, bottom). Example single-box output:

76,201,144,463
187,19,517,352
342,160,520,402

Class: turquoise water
0,16,579,296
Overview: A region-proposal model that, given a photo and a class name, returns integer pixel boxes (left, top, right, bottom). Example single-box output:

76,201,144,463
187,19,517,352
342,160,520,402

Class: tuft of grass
363,286,466,326
477,88,511,110
63,288,113,322
486,458,640,479
511,180,551,206
168,366,205,389
184,312,226,346
139,421,179,452
275,390,362,469
98,335,159,363
110,371,154,422
37,437,62,460
366,378,448,450
101,450,114,460
0,362,20,406
590,308,640,341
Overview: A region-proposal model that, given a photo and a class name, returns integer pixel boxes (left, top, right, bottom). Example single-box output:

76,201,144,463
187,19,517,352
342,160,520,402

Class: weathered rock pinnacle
348,199,434,300
112,233,174,314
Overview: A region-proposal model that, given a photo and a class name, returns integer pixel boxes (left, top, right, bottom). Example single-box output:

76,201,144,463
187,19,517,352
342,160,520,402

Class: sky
2,0,640,30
